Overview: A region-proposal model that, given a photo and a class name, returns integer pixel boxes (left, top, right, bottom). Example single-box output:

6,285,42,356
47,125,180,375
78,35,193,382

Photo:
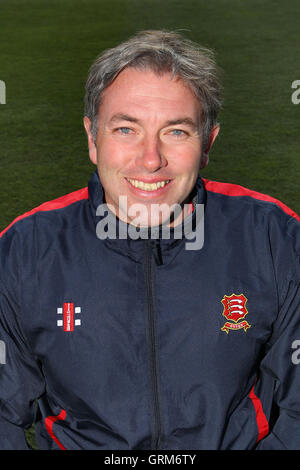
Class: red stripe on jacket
249,385,269,442
202,178,300,223
45,409,67,450
0,187,89,238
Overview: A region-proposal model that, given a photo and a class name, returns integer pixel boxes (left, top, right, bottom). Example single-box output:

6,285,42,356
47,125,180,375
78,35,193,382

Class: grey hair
84,30,222,150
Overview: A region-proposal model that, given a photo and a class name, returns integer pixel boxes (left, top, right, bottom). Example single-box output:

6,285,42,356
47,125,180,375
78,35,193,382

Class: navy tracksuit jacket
0,171,299,450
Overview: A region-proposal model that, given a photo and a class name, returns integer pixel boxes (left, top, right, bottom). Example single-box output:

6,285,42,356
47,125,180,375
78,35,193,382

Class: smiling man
84,66,218,227
0,30,300,451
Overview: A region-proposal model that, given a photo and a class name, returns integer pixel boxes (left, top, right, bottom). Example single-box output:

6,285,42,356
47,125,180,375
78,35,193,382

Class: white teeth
126,178,170,191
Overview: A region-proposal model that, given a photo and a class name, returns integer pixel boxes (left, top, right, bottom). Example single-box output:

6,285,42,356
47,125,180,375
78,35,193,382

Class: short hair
84,30,222,150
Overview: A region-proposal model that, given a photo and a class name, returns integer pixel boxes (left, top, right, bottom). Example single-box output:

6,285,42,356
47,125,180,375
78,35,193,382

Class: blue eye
119,127,131,134
171,129,185,136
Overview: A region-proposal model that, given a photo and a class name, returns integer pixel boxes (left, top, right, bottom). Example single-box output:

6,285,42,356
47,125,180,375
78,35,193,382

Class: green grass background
0,0,299,234
0,0,299,449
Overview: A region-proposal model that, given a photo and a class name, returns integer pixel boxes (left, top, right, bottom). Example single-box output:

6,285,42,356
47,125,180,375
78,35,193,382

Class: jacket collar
88,170,207,265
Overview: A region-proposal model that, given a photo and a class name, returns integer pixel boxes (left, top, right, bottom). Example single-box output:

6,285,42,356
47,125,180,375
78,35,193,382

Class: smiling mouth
125,178,171,191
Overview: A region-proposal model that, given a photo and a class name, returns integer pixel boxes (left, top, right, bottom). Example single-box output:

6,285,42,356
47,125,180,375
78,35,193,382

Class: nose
137,135,167,172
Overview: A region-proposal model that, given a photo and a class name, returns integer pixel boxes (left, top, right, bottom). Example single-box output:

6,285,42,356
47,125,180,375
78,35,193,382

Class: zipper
144,239,163,450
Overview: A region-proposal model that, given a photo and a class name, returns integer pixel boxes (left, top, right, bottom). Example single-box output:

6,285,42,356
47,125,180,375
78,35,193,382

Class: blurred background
0,0,299,234
0,0,299,449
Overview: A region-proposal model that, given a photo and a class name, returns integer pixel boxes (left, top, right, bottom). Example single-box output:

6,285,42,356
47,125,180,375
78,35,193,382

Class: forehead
99,67,201,120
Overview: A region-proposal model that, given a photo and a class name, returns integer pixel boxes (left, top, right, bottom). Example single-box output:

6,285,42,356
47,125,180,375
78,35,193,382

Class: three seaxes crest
221,293,251,333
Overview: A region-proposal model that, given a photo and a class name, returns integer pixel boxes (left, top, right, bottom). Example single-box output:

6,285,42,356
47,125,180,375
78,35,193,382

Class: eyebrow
110,113,140,124
164,117,198,130
109,113,198,130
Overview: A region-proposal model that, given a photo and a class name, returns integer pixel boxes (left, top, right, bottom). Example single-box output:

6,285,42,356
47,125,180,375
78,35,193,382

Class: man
0,30,300,450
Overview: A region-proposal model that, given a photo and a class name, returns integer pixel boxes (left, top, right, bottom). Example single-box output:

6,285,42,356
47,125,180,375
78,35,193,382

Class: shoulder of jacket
202,178,300,224
0,186,89,240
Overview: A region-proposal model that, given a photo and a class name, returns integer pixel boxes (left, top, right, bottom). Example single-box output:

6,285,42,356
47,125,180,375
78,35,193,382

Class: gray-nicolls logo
57,302,81,332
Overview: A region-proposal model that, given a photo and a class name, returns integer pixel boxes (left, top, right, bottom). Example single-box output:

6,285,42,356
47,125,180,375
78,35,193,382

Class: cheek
173,152,201,176
165,141,201,169
97,140,130,172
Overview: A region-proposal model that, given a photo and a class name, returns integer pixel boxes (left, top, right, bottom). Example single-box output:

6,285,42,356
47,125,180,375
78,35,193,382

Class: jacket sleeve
0,226,45,450
255,213,300,450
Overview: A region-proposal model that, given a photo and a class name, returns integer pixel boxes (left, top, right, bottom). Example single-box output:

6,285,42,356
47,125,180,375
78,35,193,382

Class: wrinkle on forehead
99,67,201,128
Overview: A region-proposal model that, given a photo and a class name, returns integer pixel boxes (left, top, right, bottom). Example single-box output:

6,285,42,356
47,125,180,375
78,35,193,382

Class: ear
83,116,98,165
200,125,220,170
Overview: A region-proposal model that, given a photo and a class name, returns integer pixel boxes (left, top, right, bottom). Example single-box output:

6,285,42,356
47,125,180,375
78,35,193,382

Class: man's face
84,67,219,226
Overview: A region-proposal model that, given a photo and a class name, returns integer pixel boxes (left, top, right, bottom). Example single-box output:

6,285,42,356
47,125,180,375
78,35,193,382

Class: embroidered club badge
220,293,251,333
